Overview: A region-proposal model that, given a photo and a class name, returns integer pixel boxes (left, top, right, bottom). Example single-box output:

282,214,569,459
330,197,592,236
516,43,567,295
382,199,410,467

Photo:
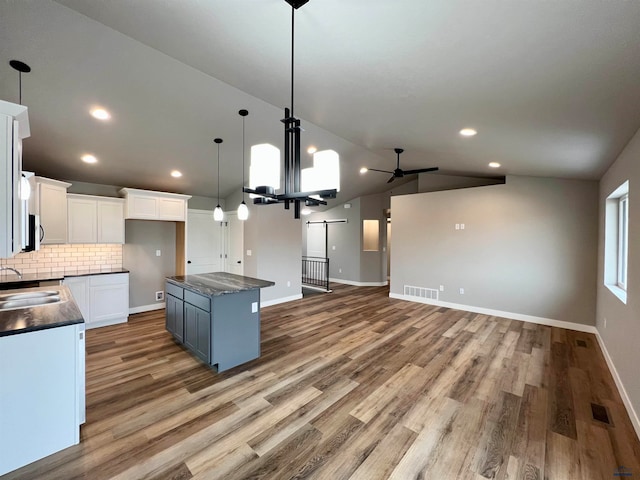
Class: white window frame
604,181,629,304
617,194,628,290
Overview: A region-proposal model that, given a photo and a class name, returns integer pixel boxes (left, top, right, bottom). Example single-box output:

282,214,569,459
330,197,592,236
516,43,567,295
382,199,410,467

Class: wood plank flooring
4,284,639,479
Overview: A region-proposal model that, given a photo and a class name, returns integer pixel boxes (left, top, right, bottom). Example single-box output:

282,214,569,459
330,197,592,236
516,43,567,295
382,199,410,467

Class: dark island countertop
166,272,275,297
0,268,130,288
0,285,84,337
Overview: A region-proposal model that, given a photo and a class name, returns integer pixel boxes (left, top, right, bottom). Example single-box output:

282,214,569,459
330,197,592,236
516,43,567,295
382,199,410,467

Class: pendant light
10,60,32,201
237,110,249,221
242,0,339,219
213,138,224,222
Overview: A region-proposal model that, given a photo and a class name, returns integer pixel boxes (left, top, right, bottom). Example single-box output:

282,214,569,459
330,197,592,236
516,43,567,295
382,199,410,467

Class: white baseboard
330,278,388,287
129,302,165,314
594,331,640,441
85,317,128,330
261,294,303,308
388,293,598,334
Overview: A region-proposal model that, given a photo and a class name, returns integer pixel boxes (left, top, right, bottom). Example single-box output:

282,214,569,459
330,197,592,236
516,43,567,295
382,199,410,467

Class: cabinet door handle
39,224,45,242
187,260,192,264
237,260,241,264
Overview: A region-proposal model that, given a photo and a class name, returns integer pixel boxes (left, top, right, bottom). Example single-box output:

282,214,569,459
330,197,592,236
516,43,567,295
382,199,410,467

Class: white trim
261,294,303,308
85,317,127,330
594,331,640,441
129,303,165,314
329,278,388,287
388,293,597,334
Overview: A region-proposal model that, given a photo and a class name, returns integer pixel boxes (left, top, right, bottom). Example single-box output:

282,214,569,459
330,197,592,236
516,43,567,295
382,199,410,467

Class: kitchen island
165,272,274,372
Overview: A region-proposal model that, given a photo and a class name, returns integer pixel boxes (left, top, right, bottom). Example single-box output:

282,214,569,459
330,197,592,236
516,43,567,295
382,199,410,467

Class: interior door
224,212,244,275
187,210,223,274
306,223,326,258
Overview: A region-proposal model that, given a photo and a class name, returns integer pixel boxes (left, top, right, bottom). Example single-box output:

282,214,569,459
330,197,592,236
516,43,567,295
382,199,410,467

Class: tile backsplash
0,244,123,275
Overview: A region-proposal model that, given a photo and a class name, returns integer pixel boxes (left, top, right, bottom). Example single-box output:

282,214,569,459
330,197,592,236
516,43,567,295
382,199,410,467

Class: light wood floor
5,284,640,479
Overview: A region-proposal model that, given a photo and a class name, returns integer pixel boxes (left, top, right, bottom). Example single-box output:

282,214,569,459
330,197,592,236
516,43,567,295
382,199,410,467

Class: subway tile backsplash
0,244,123,274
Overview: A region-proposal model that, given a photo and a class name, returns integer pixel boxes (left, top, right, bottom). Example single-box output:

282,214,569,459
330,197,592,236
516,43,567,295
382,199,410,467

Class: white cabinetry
0,100,30,258
119,188,191,221
63,273,129,329
0,324,81,476
30,176,71,244
67,194,124,244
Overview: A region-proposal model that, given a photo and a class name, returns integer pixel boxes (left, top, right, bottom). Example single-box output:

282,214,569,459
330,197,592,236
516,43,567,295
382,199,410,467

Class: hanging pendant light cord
242,115,246,200
291,6,295,117
217,142,221,205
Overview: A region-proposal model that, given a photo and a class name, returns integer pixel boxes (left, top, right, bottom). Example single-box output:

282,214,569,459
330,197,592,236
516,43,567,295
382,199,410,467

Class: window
618,194,628,289
604,181,629,303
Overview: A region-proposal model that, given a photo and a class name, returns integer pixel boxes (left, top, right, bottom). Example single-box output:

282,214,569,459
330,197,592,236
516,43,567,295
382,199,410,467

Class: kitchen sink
0,290,63,311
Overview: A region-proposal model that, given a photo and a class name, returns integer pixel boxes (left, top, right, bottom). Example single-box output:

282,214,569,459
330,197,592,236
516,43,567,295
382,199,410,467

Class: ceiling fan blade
387,175,396,183
368,168,394,174
402,167,439,175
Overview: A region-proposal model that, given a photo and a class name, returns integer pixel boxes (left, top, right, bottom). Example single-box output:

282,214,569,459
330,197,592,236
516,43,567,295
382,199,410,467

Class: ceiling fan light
213,205,224,222
237,201,249,220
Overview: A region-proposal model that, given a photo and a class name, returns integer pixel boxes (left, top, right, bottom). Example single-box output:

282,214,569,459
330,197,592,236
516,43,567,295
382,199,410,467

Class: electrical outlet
604,317,607,328
439,285,444,292
155,249,161,257
156,291,164,301
287,281,291,287
459,288,464,295
339,268,342,273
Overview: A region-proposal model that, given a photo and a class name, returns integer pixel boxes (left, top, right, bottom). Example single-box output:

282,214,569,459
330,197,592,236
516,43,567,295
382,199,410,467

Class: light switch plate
251,302,258,313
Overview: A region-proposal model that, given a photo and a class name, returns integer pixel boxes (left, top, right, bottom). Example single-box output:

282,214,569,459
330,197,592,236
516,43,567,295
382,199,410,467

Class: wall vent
404,285,439,301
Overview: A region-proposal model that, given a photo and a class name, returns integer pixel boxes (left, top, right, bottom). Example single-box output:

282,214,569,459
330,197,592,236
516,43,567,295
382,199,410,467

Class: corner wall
597,127,640,436
391,175,598,326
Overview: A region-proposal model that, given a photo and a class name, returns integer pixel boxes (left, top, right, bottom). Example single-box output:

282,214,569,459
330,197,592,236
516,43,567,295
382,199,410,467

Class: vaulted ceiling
1,0,639,207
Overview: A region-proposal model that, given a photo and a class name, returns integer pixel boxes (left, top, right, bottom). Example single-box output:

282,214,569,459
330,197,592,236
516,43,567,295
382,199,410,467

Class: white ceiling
1,0,639,207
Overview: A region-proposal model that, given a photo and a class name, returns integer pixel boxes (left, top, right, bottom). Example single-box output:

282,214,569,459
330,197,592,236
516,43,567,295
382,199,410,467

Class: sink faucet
0,267,22,278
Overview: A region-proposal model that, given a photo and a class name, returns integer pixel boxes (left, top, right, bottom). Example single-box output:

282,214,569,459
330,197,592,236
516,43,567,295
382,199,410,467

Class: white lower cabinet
0,324,81,476
63,273,129,329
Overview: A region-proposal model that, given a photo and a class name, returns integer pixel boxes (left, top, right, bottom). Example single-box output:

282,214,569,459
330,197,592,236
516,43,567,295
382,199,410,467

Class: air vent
591,403,611,425
404,285,439,301
576,339,587,348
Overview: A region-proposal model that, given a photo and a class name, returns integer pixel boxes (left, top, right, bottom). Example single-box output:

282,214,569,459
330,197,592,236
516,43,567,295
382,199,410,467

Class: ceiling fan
365,148,439,183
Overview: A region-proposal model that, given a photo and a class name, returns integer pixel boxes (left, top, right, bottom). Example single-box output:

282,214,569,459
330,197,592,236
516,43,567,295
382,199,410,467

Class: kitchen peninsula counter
165,272,274,372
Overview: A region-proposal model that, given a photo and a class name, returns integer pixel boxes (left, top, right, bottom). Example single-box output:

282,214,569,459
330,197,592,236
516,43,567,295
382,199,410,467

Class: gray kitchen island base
165,273,274,372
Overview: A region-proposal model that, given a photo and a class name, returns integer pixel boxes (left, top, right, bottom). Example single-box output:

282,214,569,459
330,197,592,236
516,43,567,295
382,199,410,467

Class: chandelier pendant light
213,138,224,222
237,110,249,221
243,0,338,219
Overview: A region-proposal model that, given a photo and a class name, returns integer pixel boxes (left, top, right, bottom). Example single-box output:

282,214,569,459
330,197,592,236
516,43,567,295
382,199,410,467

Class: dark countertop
0,268,129,287
166,272,275,297
0,285,84,337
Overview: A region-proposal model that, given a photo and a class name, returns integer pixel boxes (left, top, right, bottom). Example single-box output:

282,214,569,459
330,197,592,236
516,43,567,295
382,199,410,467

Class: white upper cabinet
0,100,29,258
67,194,124,244
30,176,71,244
119,188,191,221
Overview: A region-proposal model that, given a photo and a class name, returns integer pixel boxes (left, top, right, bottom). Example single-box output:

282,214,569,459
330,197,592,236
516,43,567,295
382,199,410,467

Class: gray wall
418,173,504,193
243,200,302,303
597,127,640,425
123,220,176,308
391,175,599,326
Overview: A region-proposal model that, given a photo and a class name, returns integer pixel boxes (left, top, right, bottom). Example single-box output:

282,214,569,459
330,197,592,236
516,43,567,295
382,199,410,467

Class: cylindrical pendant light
250,143,280,192
213,138,224,222
237,110,249,221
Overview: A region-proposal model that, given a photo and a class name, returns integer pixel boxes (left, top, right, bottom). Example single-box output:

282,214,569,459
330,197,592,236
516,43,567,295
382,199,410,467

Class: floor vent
404,285,439,301
576,339,588,348
591,403,611,425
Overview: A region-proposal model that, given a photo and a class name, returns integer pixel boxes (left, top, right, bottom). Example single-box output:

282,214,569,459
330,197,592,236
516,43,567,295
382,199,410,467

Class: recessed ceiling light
307,146,317,154
459,128,477,137
360,167,368,174
488,162,501,168
90,108,111,121
81,154,97,164
300,208,312,215
170,170,182,178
